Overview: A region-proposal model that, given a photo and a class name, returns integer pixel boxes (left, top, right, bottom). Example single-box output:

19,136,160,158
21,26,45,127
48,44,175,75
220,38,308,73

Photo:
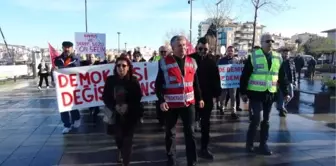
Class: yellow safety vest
247,49,282,93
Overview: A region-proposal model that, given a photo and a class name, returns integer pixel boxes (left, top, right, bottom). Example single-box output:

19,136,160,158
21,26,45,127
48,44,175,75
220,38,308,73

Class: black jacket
155,55,202,104
102,75,143,126
189,53,221,100
38,63,49,75
54,53,78,68
294,56,305,71
283,58,296,84
133,58,146,62
240,50,289,101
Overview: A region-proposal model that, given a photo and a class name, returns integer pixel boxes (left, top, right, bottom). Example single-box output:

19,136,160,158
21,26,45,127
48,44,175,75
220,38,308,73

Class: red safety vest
160,55,197,108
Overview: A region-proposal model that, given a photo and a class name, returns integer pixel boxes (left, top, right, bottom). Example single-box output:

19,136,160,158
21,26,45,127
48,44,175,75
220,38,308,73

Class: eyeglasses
198,47,208,52
117,64,127,68
264,40,275,44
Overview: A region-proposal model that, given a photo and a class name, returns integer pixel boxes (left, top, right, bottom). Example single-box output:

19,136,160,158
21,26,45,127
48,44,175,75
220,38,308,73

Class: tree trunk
252,6,258,48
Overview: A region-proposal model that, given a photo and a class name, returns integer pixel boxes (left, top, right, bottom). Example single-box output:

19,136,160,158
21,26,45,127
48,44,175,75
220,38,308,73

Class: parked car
289,54,314,67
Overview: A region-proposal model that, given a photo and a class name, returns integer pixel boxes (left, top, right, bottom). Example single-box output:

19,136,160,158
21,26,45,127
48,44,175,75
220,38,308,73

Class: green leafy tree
303,37,336,56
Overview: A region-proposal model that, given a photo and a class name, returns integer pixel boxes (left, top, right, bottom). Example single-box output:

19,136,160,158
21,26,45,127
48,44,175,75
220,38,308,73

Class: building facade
321,28,336,41
290,32,319,45
198,19,265,52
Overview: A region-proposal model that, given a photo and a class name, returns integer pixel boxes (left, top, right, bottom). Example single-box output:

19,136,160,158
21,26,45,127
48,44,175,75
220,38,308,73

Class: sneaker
231,112,239,120
279,110,287,117
38,86,42,90
46,86,49,89
62,127,71,134
199,149,214,160
73,120,81,128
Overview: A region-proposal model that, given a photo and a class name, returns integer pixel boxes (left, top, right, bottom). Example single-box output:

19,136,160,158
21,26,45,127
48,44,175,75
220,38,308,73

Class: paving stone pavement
0,80,335,166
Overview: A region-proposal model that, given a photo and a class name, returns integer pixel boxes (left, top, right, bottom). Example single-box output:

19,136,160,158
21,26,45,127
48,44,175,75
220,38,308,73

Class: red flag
48,43,59,68
186,40,195,55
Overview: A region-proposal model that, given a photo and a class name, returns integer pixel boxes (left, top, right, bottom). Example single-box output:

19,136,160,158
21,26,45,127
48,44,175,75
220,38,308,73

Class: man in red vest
155,35,204,166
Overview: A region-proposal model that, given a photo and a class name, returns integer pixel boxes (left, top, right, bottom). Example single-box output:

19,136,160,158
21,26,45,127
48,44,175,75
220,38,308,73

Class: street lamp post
125,42,127,51
117,32,121,53
85,0,88,32
188,0,194,42
215,0,224,55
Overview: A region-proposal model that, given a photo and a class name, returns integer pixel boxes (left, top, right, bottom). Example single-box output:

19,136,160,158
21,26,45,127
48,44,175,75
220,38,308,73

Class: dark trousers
114,123,135,165
297,69,302,82
50,70,54,82
225,88,241,108
155,101,165,126
165,105,197,164
61,110,80,128
196,98,213,149
89,107,100,117
246,97,273,146
38,73,49,87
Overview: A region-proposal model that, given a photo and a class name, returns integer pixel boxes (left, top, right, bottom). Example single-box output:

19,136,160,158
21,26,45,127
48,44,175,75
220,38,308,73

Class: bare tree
164,29,197,47
251,0,290,47
203,0,234,28
164,29,186,43
203,0,235,54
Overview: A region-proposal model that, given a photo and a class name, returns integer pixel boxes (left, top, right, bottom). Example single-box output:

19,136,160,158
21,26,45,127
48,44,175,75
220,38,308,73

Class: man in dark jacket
277,49,296,117
189,37,221,160
294,54,305,83
240,34,290,155
217,46,240,119
54,41,81,134
82,54,102,123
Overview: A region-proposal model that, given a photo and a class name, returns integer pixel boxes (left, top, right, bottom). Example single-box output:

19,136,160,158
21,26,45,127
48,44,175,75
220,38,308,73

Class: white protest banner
75,32,106,59
54,62,158,112
218,64,244,89
140,47,153,61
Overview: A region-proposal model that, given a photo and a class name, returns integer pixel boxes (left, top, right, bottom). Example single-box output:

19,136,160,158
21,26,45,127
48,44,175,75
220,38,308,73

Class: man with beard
54,41,81,134
189,37,221,160
277,48,296,117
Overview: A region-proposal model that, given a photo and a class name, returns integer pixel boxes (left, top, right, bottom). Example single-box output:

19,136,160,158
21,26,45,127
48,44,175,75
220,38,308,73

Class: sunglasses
160,51,167,53
265,40,275,43
117,64,127,68
198,47,208,52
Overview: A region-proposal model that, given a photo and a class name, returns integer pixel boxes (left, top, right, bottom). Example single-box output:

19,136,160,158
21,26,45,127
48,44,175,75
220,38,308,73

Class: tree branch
251,0,256,7
202,0,235,28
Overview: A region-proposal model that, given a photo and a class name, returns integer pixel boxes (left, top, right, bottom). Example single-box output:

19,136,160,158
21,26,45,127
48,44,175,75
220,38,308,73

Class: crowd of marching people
38,33,307,166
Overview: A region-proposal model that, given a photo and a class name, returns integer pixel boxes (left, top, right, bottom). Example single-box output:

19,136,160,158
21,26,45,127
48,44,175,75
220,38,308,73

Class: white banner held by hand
75,32,106,58
54,62,158,112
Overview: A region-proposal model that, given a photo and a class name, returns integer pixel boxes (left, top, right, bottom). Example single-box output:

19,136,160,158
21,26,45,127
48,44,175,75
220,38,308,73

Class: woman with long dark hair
102,56,142,166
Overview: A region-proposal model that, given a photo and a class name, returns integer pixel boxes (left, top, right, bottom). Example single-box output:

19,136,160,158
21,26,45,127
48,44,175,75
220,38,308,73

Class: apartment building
321,28,336,41
290,32,319,44
198,19,265,52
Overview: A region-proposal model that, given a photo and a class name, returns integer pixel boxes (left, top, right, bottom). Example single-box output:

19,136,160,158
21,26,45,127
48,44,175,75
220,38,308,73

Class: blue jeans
277,84,294,110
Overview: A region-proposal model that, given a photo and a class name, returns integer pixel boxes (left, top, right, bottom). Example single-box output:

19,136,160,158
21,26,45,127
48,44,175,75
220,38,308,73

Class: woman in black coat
102,56,142,166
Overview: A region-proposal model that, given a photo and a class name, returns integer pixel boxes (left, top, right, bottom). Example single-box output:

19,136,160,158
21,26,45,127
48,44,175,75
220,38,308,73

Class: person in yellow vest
152,45,169,129
155,35,204,166
240,33,290,155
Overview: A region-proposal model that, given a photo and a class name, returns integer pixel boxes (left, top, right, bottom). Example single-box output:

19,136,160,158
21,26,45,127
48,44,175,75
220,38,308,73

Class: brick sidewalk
0,84,334,166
